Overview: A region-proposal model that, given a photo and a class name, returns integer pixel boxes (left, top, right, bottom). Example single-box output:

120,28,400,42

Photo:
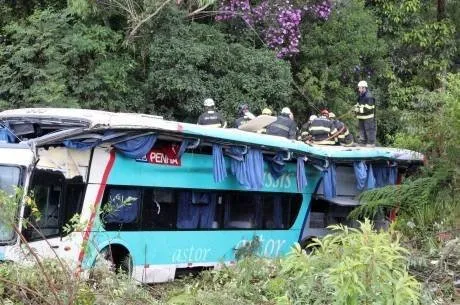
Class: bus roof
0,108,423,164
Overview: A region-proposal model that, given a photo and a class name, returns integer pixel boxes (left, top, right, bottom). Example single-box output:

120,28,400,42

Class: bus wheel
300,237,318,253
93,245,132,277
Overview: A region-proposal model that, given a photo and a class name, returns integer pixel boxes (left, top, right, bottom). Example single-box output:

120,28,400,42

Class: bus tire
94,244,132,277
300,237,318,253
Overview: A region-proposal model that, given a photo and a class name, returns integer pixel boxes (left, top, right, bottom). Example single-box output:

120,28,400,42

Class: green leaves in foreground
168,220,421,305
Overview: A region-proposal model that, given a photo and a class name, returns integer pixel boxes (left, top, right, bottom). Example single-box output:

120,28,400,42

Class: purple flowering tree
216,0,332,58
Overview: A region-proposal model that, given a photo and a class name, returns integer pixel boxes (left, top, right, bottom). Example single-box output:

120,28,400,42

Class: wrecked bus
0,108,423,282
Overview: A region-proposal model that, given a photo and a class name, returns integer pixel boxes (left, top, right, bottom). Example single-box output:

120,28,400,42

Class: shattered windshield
0,166,21,242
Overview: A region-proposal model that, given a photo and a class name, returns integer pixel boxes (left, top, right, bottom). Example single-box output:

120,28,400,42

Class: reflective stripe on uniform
202,123,223,128
270,123,290,132
313,140,336,145
362,104,375,109
338,129,350,138
357,113,375,119
309,126,331,132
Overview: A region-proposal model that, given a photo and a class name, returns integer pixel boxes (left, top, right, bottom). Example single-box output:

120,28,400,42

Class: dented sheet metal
36,146,91,181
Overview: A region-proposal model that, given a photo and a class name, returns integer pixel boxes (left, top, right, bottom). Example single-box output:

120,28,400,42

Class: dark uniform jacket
355,91,375,120
265,114,297,139
197,110,226,128
332,119,353,145
308,117,336,142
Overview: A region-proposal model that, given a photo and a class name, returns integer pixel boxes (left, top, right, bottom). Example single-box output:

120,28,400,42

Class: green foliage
296,0,389,127
0,9,141,111
0,259,159,305
352,73,460,247
234,235,261,260
281,220,420,305
143,6,293,121
169,220,421,305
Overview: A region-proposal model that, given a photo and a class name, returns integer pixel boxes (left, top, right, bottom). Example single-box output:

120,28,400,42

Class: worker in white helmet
329,112,354,146
197,98,227,128
265,107,297,139
354,80,376,146
298,114,317,142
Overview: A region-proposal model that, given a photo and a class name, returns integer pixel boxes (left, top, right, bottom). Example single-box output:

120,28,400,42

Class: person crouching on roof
265,107,297,139
234,104,256,127
257,108,273,134
308,109,336,145
329,112,354,146
298,115,317,142
197,98,227,128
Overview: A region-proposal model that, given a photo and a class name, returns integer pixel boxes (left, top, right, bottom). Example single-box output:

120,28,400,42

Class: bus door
22,148,89,262
0,144,35,261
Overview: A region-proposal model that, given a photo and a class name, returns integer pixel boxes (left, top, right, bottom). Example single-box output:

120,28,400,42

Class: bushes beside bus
167,220,421,305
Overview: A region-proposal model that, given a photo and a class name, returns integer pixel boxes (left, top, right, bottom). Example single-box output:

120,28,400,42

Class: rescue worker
329,112,354,146
298,115,317,142
197,98,227,128
234,104,256,127
265,107,297,139
308,109,336,144
354,80,376,146
257,108,274,134
261,108,273,116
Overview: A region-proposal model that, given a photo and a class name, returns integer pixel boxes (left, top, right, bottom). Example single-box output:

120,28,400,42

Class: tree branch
127,0,173,40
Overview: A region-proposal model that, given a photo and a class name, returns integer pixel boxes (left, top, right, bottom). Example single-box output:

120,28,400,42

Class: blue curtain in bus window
228,146,249,188
0,123,16,143
198,193,217,229
112,134,157,159
269,152,286,180
177,191,216,229
245,149,264,190
322,163,336,199
178,139,193,158
373,165,388,187
212,144,227,183
254,195,263,228
367,164,376,189
63,139,101,150
273,195,283,228
389,166,397,185
296,157,308,192
177,192,199,229
105,189,140,223
353,161,368,191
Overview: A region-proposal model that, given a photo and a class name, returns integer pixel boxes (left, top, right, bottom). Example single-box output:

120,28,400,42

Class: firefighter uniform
332,119,354,146
308,116,336,145
197,110,227,128
355,82,376,145
266,113,297,139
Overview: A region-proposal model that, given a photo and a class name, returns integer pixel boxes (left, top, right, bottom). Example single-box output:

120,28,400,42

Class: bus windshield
0,166,21,242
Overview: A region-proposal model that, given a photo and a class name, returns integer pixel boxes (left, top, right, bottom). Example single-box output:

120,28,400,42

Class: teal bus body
83,152,321,271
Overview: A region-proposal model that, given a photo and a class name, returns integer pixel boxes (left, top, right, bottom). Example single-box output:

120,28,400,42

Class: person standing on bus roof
234,104,255,127
265,107,297,139
197,98,227,128
354,81,376,146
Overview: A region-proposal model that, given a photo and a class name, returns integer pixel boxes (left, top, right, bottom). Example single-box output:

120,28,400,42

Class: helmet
329,112,336,118
204,98,215,107
262,108,272,115
309,115,317,121
281,107,292,115
238,104,249,114
357,80,368,88
321,109,329,116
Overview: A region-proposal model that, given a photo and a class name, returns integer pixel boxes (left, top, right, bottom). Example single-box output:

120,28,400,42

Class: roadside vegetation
0,0,459,304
